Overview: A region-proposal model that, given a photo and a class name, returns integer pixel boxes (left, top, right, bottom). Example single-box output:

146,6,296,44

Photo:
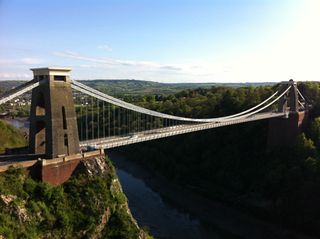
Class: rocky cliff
0,155,153,239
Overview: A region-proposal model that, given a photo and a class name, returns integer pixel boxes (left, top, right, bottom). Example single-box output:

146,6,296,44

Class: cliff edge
0,155,153,239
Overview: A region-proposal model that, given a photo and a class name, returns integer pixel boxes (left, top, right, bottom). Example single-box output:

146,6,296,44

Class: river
117,169,219,239
109,151,228,239
2,119,314,239
108,150,315,239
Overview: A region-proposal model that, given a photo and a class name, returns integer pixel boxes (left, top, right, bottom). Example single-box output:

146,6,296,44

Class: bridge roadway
80,112,287,150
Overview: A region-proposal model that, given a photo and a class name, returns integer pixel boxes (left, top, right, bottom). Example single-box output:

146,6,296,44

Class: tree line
119,82,320,237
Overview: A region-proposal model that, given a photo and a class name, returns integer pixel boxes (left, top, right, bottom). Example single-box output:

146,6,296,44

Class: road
80,112,287,150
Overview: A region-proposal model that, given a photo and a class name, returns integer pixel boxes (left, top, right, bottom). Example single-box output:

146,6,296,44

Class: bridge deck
80,112,287,150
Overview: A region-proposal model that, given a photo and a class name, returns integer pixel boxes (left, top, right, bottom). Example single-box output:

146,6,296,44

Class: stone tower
29,67,80,158
267,80,308,149
276,79,299,113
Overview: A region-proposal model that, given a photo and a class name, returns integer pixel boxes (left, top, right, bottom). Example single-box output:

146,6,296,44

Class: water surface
110,151,234,239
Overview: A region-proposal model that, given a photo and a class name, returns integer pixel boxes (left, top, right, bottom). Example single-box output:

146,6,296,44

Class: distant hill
0,79,275,97
80,79,275,96
0,81,27,93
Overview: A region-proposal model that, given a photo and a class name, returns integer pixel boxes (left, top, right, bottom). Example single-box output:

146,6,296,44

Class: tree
308,117,320,148
295,133,317,160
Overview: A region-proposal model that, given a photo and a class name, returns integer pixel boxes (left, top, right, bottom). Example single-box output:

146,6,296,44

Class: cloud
20,58,44,65
0,72,31,79
97,44,113,52
160,65,181,71
0,58,44,66
53,50,183,71
0,57,44,80
54,49,313,83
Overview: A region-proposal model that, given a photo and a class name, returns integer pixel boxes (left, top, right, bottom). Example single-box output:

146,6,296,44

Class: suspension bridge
0,67,309,184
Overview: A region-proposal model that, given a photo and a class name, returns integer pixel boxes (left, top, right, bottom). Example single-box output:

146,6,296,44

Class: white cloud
97,44,113,52
20,58,44,65
0,58,44,66
53,1,320,84
0,57,45,80
0,72,31,79
53,50,237,82
54,50,182,71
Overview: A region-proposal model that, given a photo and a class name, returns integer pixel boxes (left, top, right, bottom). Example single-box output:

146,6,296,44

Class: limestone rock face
0,194,16,205
73,156,150,239
73,156,110,177
0,156,153,239
0,194,29,223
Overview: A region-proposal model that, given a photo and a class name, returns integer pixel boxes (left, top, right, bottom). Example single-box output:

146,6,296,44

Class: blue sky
0,0,319,82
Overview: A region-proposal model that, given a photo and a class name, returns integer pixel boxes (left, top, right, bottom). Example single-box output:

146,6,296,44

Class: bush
0,157,144,238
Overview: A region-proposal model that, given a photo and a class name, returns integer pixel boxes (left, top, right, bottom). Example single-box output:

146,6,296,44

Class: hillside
0,79,275,97
81,79,275,96
0,81,27,93
0,156,153,238
0,120,27,154
118,82,320,237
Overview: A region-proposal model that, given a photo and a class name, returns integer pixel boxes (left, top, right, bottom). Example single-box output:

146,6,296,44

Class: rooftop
30,67,72,76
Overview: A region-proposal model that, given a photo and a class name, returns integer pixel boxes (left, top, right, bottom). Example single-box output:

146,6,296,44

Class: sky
0,0,319,83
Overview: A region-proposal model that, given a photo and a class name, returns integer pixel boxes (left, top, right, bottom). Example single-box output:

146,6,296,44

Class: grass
0,120,27,154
